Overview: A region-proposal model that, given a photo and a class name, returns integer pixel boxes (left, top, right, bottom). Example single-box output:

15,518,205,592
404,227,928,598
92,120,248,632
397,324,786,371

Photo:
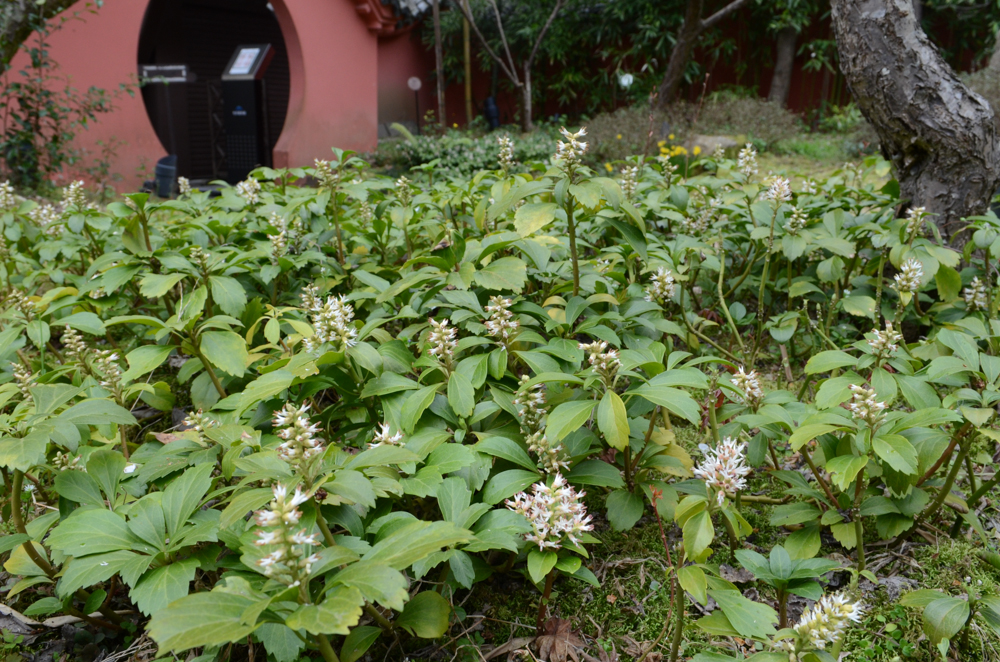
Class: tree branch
486,0,521,85
526,0,565,70
701,0,752,31
0,0,78,72
448,0,520,85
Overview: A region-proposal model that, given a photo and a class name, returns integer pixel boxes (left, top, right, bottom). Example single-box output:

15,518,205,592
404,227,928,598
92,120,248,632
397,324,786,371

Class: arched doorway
137,0,290,181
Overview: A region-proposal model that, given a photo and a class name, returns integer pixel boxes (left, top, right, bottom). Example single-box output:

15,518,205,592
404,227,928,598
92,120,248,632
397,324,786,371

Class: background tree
764,0,817,106
452,0,566,132
0,0,78,72
831,0,1000,237
655,0,753,106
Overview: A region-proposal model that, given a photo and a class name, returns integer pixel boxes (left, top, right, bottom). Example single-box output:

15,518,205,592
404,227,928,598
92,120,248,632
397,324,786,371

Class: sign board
140,64,189,83
229,48,262,76
408,77,422,91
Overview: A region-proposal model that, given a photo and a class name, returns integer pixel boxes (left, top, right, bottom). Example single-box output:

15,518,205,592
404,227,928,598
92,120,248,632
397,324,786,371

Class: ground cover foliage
1,134,1000,662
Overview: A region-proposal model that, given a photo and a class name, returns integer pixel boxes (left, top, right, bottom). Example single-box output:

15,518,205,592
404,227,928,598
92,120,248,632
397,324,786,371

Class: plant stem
315,505,337,547
668,574,685,662
193,342,228,398
365,604,395,632
873,251,886,324
751,205,780,363
778,588,787,628
316,633,340,662
917,422,972,487
716,249,746,358
565,193,579,296
536,569,556,630
852,474,867,573
803,448,837,508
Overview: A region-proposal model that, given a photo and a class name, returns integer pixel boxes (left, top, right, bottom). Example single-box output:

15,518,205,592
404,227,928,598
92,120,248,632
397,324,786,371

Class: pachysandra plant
2,135,1000,662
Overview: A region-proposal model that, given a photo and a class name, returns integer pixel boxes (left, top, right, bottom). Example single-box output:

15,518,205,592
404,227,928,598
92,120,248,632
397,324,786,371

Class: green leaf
804,350,857,374
841,295,876,318
209,276,248,316
899,589,946,608
633,384,701,425
922,596,970,643
363,521,471,570
400,385,440,434
54,471,104,507
161,463,215,537
199,331,248,377
48,509,133,557
57,311,106,335
935,265,962,302
709,589,778,638
514,202,558,237
872,434,918,475
332,561,409,611
447,372,475,418
482,469,540,505
789,424,845,450
396,590,451,638
566,459,625,488
285,586,364,635
527,549,558,584
546,400,597,442
597,390,629,451
0,431,49,472
683,510,714,560
147,590,257,652
139,273,185,298
61,399,137,426
121,344,175,383
341,626,382,662
129,559,198,616
606,489,644,531
677,565,707,606
825,455,868,491
474,257,527,293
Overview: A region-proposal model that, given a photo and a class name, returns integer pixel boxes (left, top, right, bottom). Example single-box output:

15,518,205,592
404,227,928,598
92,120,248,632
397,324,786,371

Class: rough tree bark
656,0,752,107
0,0,77,71
831,0,1000,237
768,27,797,106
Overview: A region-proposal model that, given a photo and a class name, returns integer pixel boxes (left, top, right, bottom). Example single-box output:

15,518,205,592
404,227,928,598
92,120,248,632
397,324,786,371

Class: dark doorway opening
138,0,290,181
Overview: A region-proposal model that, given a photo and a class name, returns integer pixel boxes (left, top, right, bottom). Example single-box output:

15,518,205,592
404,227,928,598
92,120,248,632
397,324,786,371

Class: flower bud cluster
11,361,35,400
693,437,751,505
775,592,864,657
314,159,341,189
893,258,923,293
7,290,35,320
94,350,123,397
506,474,593,550
765,176,792,205
737,143,758,178
905,206,929,237
53,451,83,471
300,285,358,353
526,431,570,475
847,384,886,429
785,208,808,235
189,245,211,272
620,165,639,200
63,180,87,209
183,409,218,434
254,484,321,588
514,377,547,436
358,200,374,225
269,212,305,255
964,276,989,311
657,159,678,184
395,175,413,207
368,422,403,449
29,203,61,236
800,179,818,195
497,135,515,174
0,181,16,211
731,367,763,409
427,318,458,371
177,177,192,196
236,177,261,205
555,127,588,168
645,267,677,305
274,403,325,468
61,327,89,366
579,341,621,387
867,322,901,362
484,296,519,344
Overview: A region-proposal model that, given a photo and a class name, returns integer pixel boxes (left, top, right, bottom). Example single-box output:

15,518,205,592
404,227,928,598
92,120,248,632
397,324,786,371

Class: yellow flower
693,146,702,156
660,146,668,154
669,133,675,140
453,123,458,128
604,163,613,172
616,134,622,140
657,140,666,148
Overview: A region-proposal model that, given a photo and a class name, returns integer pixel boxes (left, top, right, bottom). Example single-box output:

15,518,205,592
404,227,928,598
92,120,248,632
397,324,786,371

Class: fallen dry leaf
535,618,585,662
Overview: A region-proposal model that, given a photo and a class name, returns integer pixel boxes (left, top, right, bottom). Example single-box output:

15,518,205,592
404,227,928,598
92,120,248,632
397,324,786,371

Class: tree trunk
432,0,446,125
831,0,1000,238
989,28,1000,72
768,27,797,106
0,0,78,72
463,2,473,124
521,67,533,132
657,0,704,106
